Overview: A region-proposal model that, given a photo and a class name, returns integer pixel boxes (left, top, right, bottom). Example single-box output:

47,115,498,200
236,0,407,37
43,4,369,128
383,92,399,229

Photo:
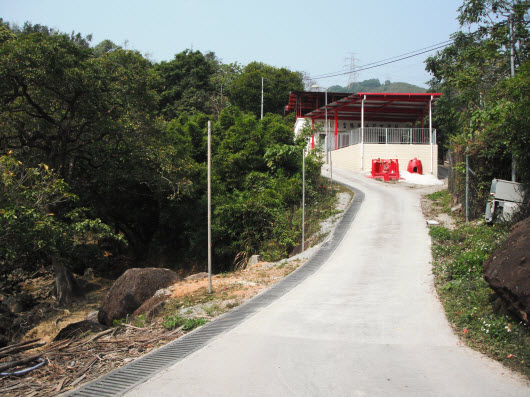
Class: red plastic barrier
407,157,423,174
371,159,400,181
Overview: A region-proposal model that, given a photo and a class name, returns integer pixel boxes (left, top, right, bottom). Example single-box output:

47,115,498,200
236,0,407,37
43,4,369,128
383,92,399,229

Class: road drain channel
65,184,364,397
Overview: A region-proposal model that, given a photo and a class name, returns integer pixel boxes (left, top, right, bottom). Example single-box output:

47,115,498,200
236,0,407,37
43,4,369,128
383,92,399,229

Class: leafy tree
0,27,171,289
0,154,118,304
0,31,160,182
229,62,304,118
0,19,330,296
211,110,322,266
6,20,92,48
156,49,219,118
209,62,242,118
425,0,530,216
92,39,121,57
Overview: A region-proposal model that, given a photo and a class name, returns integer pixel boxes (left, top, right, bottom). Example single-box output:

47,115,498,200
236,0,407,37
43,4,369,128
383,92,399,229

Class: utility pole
509,15,517,182
466,147,469,222
510,15,516,78
261,77,264,120
207,121,212,293
311,85,332,191
302,149,305,252
327,90,333,192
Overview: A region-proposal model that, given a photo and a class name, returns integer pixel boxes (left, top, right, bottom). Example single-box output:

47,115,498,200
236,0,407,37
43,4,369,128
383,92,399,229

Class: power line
309,40,454,81
310,40,453,79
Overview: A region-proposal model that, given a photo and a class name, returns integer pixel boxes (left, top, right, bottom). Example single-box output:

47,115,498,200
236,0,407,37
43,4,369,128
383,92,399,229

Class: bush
0,154,120,280
429,226,451,242
162,316,208,331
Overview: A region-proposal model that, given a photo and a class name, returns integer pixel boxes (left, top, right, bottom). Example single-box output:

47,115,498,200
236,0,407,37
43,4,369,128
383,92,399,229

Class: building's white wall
330,144,438,177
328,145,362,172
294,118,310,137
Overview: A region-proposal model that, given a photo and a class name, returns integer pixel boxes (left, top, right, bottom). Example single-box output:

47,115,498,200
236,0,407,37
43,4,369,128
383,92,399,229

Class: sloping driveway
124,169,529,396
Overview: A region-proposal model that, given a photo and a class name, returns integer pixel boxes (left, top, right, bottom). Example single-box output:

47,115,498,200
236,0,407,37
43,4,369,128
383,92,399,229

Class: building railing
326,128,436,150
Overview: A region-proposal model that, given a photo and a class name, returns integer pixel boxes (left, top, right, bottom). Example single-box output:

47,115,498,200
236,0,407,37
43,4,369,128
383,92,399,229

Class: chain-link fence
448,145,515,220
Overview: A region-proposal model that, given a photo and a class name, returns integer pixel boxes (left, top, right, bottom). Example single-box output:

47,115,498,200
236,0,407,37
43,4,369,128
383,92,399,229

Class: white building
286,92,441,176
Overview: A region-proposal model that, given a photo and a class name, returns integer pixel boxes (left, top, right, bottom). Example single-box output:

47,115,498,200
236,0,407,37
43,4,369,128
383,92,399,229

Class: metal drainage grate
65,185,365,397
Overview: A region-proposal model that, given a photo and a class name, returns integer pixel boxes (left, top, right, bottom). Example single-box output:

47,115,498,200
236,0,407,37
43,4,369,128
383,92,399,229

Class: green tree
0,154,118,304
229,62,304,118
210,110,322,266
0,27,182,276
0,31,160,181
209,61,242,117
156,49,219,118
425,0,530,216
92,39,121,57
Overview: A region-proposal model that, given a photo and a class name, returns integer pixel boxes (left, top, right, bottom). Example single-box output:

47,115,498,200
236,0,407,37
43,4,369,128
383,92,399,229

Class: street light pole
327,88,333,192
207,121,212,293
261,77,264,120
509,16,517,182
311,85,332,191
325,87,328,166
302,148,305,252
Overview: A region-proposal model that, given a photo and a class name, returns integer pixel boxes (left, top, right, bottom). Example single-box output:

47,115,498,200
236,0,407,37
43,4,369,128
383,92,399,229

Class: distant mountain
328,78,426,93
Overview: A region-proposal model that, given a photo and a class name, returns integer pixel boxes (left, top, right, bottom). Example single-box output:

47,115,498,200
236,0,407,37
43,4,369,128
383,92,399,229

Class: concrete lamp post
311,85,332,191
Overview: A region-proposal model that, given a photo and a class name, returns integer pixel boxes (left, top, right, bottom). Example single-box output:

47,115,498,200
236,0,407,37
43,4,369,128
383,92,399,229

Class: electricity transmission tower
345,53,358,89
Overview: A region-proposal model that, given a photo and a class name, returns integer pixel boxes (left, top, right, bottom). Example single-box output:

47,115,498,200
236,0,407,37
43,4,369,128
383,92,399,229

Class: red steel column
361,95,365,170
429,96,433,174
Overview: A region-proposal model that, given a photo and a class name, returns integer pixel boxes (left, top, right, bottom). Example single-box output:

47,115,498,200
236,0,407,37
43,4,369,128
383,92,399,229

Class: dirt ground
0,258,306,397
420,195,457,230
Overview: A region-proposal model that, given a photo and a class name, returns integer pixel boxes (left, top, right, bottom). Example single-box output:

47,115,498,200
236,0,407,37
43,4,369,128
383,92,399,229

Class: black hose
0,357,46,377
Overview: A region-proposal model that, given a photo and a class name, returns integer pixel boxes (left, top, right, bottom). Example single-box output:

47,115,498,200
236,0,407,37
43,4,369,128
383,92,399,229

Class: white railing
326,128,436,150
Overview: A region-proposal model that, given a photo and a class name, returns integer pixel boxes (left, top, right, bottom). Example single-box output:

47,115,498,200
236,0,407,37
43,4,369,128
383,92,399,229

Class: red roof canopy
285,91,351,118
305,92,441,124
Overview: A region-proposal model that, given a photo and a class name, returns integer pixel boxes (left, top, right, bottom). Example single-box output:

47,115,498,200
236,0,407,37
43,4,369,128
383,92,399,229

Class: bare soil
0,259,304,396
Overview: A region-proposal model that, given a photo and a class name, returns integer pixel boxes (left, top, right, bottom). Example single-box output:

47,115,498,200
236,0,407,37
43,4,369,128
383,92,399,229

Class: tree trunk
53,257,77,306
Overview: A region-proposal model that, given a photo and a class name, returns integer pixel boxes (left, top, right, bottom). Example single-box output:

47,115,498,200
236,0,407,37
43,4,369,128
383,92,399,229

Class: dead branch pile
0,324,186,397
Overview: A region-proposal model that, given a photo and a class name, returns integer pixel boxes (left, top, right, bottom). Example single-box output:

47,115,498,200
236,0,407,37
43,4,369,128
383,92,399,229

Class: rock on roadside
54,320,109,341
483,217,530,323
98,268,181,326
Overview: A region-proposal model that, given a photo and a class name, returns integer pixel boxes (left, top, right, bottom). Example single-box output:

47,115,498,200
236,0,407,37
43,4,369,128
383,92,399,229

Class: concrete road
125,169,529,397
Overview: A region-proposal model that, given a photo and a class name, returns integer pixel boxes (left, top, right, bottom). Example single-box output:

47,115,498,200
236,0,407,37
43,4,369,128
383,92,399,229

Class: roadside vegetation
427,190,530,378
425,1,530,377
426,0,530,215
0,19,322,311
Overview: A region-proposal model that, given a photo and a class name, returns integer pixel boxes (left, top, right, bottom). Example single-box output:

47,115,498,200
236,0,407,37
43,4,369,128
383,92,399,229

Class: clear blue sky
1,0,464,88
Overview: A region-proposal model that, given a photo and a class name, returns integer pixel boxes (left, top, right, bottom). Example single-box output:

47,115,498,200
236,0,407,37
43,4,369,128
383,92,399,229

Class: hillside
328,78,426,93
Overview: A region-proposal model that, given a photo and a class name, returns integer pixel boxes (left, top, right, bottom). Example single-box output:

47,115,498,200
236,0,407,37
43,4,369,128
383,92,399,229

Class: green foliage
0,154,120,278
427,189,452,213
0,31,160,178
429,226,452,242
156,50,219,118
0,19,330,285
92,39,121,57
229,61,304,117
162,315,208,331
208,110,325,267
425,0,530,217
428,206,529,375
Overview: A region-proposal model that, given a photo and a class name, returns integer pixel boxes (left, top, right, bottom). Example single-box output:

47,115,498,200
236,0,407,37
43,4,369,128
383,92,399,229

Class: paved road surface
125,169,529,397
